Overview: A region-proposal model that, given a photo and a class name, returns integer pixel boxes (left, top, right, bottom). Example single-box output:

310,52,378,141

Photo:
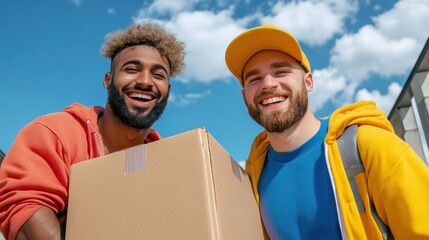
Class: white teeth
262,96,285,106
129,93,153,100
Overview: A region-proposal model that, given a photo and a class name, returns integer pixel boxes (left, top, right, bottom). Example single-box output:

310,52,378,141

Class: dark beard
246,82,308,133
108,81,168,129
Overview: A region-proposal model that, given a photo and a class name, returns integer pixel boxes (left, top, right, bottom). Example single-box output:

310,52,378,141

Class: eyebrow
271,62,294,69
243,61,295,81
243,69,260,81
153,63,170,76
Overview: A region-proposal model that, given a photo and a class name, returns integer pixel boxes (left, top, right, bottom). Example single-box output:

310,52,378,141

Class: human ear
103,72,112,89
241,88,249,107
304,72,314,92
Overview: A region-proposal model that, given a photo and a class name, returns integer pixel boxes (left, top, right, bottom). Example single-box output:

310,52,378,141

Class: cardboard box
66,128,263,240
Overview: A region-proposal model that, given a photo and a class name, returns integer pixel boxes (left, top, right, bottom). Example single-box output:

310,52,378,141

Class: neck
267,109,321,152
98,107,150,154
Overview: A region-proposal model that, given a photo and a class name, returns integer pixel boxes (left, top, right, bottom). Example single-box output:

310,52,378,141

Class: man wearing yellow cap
225,24,429,240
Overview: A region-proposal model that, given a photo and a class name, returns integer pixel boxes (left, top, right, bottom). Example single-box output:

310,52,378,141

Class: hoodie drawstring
86,119,100,158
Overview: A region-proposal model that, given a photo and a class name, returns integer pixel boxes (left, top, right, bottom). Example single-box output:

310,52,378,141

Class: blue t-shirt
258,119,342,239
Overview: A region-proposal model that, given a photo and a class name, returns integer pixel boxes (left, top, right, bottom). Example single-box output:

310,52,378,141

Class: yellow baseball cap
225,24,311,86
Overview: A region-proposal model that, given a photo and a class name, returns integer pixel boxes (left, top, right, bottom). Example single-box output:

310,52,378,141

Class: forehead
114,45,170,69
243,50,300,72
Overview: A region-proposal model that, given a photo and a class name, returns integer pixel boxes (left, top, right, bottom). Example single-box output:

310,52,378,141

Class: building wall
388,38,429,166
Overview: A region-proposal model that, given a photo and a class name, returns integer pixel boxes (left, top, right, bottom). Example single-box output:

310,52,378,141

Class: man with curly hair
0,22,185,240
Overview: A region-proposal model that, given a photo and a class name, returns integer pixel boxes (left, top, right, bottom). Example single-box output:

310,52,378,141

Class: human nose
261,74,278,90
135,71,154,87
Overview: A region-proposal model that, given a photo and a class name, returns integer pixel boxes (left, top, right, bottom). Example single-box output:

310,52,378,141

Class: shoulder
14,110,93,164
357,125,406,150
356,125,415,174
21,109,91,146
32,103,100,131
31,111,83,133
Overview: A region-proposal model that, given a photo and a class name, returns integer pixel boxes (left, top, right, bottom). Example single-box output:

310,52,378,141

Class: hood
63,102,103,133
325,100,394,144
63,102,161,144
63,103,104,157
246,131,270,164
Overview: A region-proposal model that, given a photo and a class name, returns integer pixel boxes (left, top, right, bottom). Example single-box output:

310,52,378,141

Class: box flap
206,132,264,239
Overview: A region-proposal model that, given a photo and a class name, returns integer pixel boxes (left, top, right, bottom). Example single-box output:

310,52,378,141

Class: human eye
124,65,139,73
244,76,261,85
152,70,167,80
275,68,291,76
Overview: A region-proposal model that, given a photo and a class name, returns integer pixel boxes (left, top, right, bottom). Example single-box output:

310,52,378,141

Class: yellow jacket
245,101,429,240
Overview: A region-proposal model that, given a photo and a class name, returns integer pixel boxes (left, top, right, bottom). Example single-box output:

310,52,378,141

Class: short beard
108,80,168,129
246,82,308,133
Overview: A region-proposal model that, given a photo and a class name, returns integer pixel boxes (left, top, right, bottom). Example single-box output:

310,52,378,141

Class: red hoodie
0,103,161,240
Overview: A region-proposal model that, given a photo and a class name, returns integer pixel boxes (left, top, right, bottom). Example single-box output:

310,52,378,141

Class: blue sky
1,0,428,164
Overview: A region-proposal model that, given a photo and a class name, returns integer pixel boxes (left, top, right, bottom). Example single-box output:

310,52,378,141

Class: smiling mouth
261,96,286,106
128,92,155,102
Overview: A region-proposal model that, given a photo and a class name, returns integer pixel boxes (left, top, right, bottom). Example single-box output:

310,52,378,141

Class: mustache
255,89,290,102
123,85,161,98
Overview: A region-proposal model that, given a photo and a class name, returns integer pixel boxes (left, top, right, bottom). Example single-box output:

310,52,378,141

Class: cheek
157,81,170,94
111,73,126,87
115,74,141,90
243,90,257,106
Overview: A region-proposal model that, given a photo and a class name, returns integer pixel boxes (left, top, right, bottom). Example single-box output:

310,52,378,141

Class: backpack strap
337,125,365,213
337,125,393,240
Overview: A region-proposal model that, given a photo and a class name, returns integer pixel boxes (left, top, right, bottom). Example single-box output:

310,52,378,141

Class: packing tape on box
124,145,147,175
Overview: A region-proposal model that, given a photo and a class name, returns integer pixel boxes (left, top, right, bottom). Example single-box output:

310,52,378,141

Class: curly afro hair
101,22,185,77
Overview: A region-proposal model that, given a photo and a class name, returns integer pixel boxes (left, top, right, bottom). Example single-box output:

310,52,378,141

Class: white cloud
141,9,246,84
238,160,246,169
375,0,429,43
331,0,429,82
355,82,402,114
261,0,358,46
71,0,83,7
131,0,428,112
330,26,417,81
324,0,429,107
107,8,116,15
373,4,382,11
137,0,201,17
309,68,347,111
169,90,212,106
134,0,358,84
